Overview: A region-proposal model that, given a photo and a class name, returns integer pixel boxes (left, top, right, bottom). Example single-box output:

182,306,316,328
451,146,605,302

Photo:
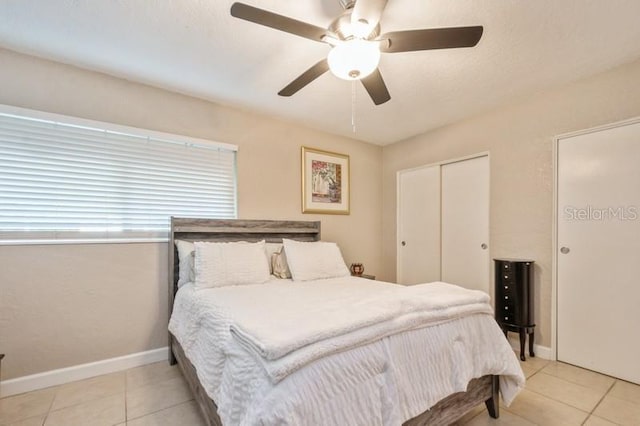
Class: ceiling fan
230,0,483,106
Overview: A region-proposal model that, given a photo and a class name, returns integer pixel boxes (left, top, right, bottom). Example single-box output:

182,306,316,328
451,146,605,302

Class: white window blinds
0,106,237,244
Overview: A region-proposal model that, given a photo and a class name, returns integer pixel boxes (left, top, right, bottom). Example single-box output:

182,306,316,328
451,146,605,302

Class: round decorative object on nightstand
350,263,364,276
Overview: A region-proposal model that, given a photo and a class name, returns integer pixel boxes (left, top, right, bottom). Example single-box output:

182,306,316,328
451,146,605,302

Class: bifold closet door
557,120,640,384
397,165,441,285
441,156,490,293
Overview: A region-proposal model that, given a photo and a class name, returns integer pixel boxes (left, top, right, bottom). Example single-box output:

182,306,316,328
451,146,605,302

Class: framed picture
301,146,350,214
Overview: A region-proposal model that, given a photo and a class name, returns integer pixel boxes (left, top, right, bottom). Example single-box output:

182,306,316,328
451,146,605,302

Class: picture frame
301,146,350,215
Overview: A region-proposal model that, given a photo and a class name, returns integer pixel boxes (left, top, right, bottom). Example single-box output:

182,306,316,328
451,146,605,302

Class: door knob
560,247,570,254
401,241,406,246
481,243,488,250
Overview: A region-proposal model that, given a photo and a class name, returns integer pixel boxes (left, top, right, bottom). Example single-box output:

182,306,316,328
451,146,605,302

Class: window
0,105,237,244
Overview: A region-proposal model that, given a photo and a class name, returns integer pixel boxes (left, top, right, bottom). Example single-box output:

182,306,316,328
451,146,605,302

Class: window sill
0,238,169,246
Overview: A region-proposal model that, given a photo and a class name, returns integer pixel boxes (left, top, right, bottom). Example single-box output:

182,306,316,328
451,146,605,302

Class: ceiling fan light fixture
229,2,483,105
327,39,380,80
349,19,373,39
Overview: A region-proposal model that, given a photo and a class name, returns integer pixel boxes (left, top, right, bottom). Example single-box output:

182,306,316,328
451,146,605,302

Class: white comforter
230,281,493,382
169,277,524,426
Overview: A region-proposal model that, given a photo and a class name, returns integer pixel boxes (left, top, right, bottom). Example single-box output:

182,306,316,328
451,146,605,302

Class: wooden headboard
168,217,321,323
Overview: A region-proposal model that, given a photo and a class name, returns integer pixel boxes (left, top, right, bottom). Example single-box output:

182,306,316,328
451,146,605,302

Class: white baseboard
0,340,551,398
507,337,553,360
0,347,168,398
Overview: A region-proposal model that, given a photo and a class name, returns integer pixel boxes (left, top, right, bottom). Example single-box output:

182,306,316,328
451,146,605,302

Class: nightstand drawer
496,285,515,300
501,303,515,312
501,272,513,282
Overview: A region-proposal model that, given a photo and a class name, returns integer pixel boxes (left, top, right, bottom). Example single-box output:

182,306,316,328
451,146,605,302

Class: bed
167,218,524,425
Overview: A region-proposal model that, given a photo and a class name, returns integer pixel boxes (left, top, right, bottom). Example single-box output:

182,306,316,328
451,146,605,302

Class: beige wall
3,45,639,380
0,48,383,379
381,58,640,348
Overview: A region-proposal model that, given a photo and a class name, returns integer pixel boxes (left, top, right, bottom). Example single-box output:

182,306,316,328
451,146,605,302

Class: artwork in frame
301,146,350,214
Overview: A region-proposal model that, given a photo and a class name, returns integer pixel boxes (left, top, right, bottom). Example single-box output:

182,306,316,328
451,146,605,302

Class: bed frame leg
168,335,177,365
484,375,500,418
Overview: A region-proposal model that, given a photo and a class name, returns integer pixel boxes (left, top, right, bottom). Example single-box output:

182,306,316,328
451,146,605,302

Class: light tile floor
1,354,639,425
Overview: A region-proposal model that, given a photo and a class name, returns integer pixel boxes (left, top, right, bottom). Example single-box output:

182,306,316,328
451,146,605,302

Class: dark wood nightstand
494,258,535,361
353,274,375,280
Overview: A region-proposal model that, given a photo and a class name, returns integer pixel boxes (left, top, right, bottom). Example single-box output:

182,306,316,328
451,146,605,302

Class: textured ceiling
1,1,640,145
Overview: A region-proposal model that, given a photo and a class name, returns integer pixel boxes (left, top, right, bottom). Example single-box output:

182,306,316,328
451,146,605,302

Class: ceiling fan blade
380,26,483,53
278,59,330,97
360,68,391,105
230,3,328,42
351,0,388,33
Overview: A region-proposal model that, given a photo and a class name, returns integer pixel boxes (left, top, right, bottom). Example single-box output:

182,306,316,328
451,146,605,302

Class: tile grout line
524,365,544,380
580,380,618,425
40,373,126,417
536,369,614,396
124,370,128,423
522,384,589,412
536,365,618,395
529,365,618,402
592,379,617,413
125,399,196,423
41,385,59,426
522,368,597,420
523,383,592,417
123,366,194,423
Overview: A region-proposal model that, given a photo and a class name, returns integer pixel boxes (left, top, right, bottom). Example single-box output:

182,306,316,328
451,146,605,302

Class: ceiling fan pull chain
351,80,357,133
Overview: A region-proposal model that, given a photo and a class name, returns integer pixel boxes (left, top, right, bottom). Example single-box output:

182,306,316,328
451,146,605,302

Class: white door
557,120,640,384
397,165,441,285
441,156,490,293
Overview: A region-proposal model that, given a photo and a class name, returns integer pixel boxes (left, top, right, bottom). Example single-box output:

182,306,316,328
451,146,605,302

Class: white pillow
174,240,195,287
282,239,350,281
271,247,291,279
194,240,270,288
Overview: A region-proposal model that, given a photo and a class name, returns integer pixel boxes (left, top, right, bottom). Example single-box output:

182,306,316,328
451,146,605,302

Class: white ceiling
1,1,640,145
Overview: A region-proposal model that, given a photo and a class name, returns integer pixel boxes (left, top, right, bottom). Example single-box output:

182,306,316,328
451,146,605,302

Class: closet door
441,156,490,293
397,156,489,288
557,120,640,384
397,166,441,285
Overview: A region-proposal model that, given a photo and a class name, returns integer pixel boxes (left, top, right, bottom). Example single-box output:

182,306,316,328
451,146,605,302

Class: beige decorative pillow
271,248,291,279
265,242,283,274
